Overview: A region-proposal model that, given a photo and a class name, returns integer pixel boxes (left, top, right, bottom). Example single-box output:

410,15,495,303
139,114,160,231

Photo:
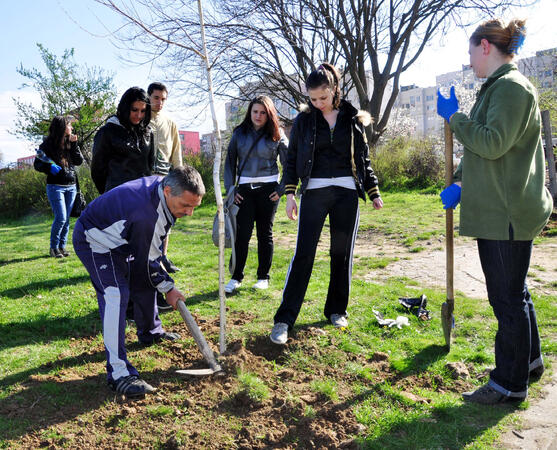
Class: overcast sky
1,0,556,164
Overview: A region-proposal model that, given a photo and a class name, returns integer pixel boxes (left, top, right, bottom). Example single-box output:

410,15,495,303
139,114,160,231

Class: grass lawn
0,191,555,449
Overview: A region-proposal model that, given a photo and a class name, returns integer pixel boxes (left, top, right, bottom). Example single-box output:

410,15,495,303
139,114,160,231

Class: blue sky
1,0,556,164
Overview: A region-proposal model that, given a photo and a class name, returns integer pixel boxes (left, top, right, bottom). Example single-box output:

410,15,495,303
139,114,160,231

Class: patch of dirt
1,313,471,449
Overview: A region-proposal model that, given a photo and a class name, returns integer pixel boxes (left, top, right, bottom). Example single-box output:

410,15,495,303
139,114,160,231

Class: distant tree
12,44,117,164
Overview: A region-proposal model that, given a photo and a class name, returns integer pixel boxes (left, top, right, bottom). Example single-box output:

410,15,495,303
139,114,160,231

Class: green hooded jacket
451,63,552,240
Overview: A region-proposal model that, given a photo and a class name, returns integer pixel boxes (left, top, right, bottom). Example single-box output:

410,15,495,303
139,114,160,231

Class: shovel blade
176,368,221,376
441,301,454,350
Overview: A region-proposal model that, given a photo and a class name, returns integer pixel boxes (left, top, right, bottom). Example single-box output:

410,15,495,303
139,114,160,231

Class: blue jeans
46,184,77,250
477,237,543,398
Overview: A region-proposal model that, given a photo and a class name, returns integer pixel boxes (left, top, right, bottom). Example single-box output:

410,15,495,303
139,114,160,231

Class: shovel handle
444,122,455,307
176,300,221,371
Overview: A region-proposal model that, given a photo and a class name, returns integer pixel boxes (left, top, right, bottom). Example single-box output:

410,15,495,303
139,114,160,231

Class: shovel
441,121,455,350
175,300,223,376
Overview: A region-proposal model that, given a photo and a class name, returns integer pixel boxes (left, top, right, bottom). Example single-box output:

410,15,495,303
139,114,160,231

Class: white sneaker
253,279,269,290
270,322,289,345
224,279,241,294
330,314,348,328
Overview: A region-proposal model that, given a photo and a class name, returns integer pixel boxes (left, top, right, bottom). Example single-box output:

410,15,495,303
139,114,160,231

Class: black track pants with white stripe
73,221,164,382
274,186,359,327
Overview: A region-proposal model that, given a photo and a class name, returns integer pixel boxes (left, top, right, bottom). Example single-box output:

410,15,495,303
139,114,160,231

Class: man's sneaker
109,375,156,399
49,248,63,258
330,314,348,328
141,332,181,346
58,247,70,257
154,331,181,342
462,384,525,405
253,279,269,290
156,292,173,312
161,255,180,273
270,322,289,345
225,279,241,294
530,365,545,381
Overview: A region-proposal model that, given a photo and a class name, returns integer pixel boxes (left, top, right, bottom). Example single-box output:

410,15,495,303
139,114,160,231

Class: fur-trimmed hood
298,100,373,127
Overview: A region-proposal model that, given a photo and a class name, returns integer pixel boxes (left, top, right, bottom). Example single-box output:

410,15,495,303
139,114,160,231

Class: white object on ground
373,310,410,329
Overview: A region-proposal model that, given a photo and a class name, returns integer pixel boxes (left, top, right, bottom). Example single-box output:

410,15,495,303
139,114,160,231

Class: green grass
0,193,555,448
310,378,339,402
236,370,270,402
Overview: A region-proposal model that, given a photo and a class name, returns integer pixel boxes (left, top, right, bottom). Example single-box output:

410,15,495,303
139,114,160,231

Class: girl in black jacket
34,115,83,257
270,63,383,345
91,87,155,194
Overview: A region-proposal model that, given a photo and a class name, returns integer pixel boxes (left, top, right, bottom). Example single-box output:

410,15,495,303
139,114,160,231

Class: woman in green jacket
437,18,553,405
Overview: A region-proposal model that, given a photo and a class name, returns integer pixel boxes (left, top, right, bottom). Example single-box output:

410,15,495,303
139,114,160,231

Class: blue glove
440,183,461,209
50,164,62,175
437,86,459,122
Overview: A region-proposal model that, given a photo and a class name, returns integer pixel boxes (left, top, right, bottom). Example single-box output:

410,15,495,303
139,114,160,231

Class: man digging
73,166,204,398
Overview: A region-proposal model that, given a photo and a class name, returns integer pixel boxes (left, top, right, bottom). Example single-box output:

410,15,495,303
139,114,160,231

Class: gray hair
162,165,206,197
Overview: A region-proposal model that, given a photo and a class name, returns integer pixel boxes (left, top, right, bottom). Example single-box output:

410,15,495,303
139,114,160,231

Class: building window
426,95,434,101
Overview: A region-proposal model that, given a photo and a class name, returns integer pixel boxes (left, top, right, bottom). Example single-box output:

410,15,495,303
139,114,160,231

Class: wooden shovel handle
444,121,454,305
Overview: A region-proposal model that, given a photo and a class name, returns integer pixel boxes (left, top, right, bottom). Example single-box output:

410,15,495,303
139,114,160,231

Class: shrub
371,136,445,191
406,138,444,189
76,166,100,204
0,167,50,218
371,137,412,190
184,152,217,204
0,165,100,219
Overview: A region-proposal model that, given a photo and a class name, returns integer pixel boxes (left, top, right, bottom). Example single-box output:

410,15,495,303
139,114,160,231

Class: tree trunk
197,0,227,353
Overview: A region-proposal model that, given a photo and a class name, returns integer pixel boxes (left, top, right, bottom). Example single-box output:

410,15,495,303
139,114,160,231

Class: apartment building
394,47,556,138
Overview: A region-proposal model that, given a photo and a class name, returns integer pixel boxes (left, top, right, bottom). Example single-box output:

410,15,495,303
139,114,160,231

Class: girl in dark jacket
91,87,155,194
34,115,83,258
270,63,383,345
223,95,288,293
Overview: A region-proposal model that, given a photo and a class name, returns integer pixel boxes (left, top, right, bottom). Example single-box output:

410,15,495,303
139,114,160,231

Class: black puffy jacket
91,116,155,194
33,140,83,186
283,100,380,201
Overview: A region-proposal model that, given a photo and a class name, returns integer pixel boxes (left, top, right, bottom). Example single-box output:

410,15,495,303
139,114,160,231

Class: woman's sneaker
253,279,269,290
49,248,63,258
225,279,241,294
109,375,156,399
330,314,348,328
270,322,289,345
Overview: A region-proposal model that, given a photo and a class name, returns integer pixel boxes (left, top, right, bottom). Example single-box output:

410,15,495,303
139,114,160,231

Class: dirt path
354,237,557,299
276,232,557,298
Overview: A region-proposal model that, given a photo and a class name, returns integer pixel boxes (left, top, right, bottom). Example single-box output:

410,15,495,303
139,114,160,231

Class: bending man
73,166,204,399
